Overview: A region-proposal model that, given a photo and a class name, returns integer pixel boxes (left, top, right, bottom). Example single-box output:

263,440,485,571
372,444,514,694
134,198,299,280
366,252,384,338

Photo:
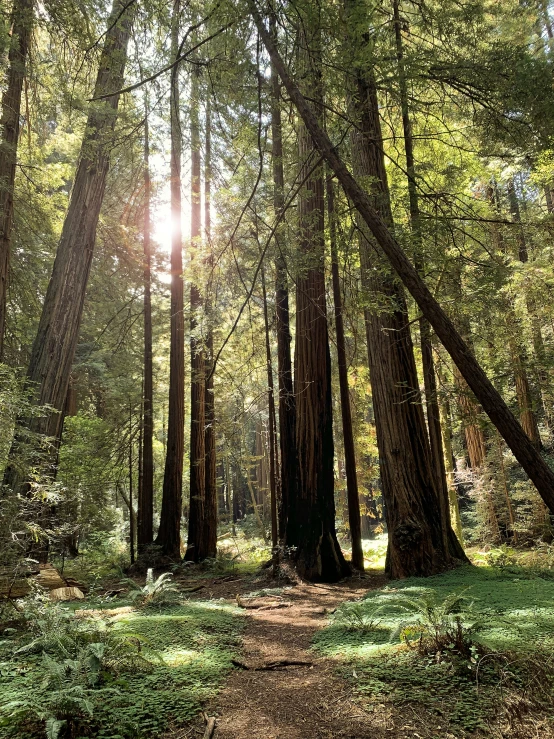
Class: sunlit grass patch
314,563,554,734
0,597,244,739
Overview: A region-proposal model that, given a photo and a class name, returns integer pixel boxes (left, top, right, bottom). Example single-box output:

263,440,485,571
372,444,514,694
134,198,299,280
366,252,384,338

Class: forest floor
172,556,554,739
204,576,384,739
3,541,554,739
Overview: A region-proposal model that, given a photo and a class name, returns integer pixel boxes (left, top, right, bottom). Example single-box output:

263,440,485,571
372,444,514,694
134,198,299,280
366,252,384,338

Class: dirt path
207,575,395,739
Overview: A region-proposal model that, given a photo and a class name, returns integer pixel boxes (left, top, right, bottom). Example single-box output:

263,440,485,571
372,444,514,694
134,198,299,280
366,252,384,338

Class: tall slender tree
290,10,349,581
392,0,454,543
327,175,363,572
203,96,217,559
4,0,135,493
138,106,154,552
0,0,33,358
270,13,297,541
186,63,206,562
156,0,185,559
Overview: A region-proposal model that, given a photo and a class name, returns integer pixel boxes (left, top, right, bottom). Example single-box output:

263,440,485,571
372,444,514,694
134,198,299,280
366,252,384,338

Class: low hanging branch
248,0,554,511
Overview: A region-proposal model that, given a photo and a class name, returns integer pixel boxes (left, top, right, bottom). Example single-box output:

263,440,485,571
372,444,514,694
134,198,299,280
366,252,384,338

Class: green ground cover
314,564,554,734
0,595,244,739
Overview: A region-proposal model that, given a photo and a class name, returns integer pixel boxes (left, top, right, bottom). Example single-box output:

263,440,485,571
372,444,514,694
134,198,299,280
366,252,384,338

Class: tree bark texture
0,0,33,358
270,13,297,542
392,0,462,561
203,97,217,558
344,0,461,577
186,64,207,562
138,112,154,551
292,13,349,581
327,176,364,571
156,0,185,559
261,267,279,550
4,0,135,492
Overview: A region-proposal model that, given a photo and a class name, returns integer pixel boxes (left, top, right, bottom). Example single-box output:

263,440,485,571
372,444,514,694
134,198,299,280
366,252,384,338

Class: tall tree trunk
292,12,348,581
129,403,135,565
156,0,185,559
203,97,217,558
344,0,461,577
185,64,206,562
437,379,464,543
487,183,542,448
250,0,554,514
392,0,460,560
270,14,297,542
327,175,364,571
507,177,551,434
0,0,33,358
450,268,488,472
4,0,135,493
138,108,154,552
261,266,279,554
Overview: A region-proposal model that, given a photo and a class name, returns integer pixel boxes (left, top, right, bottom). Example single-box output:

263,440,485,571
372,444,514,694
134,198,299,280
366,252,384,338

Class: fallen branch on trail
182,584,205,593
232,658,313,671
202,712,216,738
247,0,554,513
236,594,291,610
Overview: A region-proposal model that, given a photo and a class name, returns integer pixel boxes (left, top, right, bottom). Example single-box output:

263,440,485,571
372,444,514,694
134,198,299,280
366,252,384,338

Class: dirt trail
208,576,395,739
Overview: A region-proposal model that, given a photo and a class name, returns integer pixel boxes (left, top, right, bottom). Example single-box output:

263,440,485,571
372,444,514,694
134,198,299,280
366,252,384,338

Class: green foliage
0,594,243,738
124,569,182,609
314,564,554,732
392,589,484,658
484,545,517,569
332,602,386,634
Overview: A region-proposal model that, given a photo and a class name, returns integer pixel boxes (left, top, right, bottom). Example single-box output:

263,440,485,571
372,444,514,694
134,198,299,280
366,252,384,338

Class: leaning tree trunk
250,0,554,516
344,0,463,577
203,96,217,559
4,0,135,493
0,0,33,359
292,12,349,582
270,13,297,542
327,176,364,572
138,108,154,552
156,0,185,559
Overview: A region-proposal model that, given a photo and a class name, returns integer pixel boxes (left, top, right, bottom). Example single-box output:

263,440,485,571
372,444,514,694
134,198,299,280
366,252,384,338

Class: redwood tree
185,63,206,562
0,0,33,358
4,0,135,492
250,0,554,517
138,110,154,551
203,96,217,559
327,175,364,572
156,0,185,559
291,10,349,581
270,13,297,542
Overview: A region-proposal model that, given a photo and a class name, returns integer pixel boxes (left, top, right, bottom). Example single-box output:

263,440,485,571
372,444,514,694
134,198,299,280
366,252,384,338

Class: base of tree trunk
295,531,351,583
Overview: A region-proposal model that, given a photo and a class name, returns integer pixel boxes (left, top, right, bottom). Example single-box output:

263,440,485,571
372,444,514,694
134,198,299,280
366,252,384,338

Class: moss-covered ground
313,564,554,735
0,598,244,739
